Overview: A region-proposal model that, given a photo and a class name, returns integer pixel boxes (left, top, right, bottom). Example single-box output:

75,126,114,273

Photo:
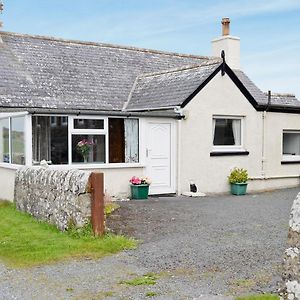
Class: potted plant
129,176,152,200
228,168,248,195
76,139,94,163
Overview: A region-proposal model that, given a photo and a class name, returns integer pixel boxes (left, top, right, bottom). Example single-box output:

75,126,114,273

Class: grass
0,201,136,268
235,294,279,300
120,273,159,286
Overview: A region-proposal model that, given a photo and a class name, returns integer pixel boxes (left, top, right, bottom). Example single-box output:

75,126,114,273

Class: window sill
281,160,300,165
44,163,146,170
0,163,24,170
210,151,249,157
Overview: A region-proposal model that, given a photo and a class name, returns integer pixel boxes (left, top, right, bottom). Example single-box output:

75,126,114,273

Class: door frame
142,118,177,195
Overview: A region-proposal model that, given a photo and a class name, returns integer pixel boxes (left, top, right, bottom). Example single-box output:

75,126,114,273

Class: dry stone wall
14,167,92,231
281,192,300,300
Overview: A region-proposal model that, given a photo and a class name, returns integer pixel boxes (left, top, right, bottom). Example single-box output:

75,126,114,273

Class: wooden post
90,172,105,236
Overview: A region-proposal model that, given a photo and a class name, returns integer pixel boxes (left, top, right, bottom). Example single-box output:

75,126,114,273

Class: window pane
32,116,68,164
109,118,125,163
72,135,105,163
0,118,9,163
283,132,300,155
11,117,25,165
213,118,241,146
109,118,139,163
74,119,104,130
124,119,139,163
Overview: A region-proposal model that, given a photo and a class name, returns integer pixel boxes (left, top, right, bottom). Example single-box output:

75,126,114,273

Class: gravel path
0,188,298,299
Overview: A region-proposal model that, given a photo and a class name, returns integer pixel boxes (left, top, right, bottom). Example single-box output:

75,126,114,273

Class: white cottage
0,18,299,201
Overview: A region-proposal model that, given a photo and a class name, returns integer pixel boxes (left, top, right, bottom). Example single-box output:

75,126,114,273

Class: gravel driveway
0,188,298,299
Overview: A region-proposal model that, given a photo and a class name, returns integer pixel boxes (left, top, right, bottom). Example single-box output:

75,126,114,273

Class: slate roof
0,31,211,112
267,93,300,108
233,70,300,110
125,60,222,111
0,31,299,114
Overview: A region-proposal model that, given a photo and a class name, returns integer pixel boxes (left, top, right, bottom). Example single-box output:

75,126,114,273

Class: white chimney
211,18,240,69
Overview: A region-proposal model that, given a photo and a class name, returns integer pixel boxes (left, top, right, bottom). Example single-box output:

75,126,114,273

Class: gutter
0,107,183,119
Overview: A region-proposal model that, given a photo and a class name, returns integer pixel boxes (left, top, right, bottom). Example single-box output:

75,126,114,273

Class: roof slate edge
0,30,214,60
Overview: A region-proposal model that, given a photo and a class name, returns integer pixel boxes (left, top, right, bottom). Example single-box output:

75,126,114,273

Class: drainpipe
261,91,271,177
177,118,182,196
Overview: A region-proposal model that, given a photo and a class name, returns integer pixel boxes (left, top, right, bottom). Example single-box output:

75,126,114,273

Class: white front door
145,120,175,194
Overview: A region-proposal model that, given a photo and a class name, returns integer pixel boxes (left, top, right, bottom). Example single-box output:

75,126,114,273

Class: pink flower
129,176,142,185
129,176,151,185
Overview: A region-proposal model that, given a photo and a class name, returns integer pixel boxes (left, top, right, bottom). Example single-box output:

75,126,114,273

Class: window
0,118,9,163
11,117,26,165
109,118,139,163
74,119,104,130
32,116,68,165
0,116,26,165
212,116,243,151
282,131,300,161
32,115,140,166
72,134,106,163
71,117,106,164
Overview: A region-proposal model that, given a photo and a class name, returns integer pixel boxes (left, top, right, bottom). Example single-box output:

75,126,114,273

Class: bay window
31,115,139,166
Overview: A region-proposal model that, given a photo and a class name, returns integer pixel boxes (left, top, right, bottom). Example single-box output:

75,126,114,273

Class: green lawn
0,201,136,268
236,294,279,300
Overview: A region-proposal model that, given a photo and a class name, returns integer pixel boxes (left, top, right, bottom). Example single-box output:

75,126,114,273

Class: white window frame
69,116,108,165
212,115,245,152
282,130,300,162
0,112,30,169
0,113,144,170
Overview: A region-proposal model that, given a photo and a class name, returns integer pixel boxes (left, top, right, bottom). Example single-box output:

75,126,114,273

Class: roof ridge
137,59,222,78
0,30,214,60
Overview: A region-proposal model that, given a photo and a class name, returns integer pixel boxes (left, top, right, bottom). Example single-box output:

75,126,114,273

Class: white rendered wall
179,72,300,194
0,167,16,201
88,167,144,199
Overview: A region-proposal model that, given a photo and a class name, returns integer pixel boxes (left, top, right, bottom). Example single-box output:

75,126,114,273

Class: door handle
146,148,151,157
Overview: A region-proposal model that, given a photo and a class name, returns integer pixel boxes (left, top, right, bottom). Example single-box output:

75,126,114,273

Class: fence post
90,172,105,236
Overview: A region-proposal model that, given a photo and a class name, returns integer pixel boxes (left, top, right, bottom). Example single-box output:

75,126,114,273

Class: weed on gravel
120,273,159,286
235,294,279,300
0,201,136,268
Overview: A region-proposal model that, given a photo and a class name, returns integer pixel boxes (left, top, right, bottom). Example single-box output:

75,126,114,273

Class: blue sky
1,0,300,97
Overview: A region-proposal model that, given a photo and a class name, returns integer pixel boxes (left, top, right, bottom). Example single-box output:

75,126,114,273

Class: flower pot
230,183,248,196
131,184,149,200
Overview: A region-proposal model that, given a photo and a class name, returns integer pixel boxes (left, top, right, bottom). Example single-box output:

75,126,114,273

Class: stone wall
281,192,300,300
14,167,92,231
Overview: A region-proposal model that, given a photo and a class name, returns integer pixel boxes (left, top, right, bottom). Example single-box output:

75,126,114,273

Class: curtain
232,119,241,145
124,119,139,163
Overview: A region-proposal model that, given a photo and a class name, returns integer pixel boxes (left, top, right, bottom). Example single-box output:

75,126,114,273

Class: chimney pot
222,17,230,36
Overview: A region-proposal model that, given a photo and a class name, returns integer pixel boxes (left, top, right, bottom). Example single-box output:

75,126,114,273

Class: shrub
228,168,248,184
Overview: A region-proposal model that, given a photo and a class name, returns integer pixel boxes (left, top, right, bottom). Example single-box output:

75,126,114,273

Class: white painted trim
68,115,72,165
8,117,11,164
24,115,32,166
0,163,22,170
0,111,29,119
